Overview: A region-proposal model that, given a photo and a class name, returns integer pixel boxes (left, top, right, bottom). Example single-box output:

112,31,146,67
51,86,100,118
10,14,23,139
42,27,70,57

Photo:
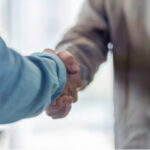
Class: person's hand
46,72,82,119
46,95,73,119
57,51,82,102
44,49,56,55
44,50,82,119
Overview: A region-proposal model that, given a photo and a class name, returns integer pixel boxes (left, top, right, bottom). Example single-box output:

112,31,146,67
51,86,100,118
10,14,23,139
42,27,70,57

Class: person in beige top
48,0,150,149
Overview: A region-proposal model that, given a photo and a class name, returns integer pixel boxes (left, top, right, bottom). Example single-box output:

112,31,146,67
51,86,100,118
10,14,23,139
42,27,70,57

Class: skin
44,49,82,119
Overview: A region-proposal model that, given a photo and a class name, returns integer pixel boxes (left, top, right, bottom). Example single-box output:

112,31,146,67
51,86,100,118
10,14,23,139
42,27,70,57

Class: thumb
43,49,56,55
57,51,80,74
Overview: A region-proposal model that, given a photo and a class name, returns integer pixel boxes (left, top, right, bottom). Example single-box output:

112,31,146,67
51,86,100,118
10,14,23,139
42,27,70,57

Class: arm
56,0,110,88
0,37,66,124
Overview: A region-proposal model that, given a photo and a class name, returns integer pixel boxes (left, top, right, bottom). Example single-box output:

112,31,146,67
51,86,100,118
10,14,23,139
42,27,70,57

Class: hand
46,72,82,119
57,51,82,102
45,50,82,119
46,95,73,119
44,49,56,55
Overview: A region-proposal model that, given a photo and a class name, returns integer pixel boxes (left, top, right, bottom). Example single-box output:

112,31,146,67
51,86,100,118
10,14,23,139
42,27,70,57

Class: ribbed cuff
32,52,67,102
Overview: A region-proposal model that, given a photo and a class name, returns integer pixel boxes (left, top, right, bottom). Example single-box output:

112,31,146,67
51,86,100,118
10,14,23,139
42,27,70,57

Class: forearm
0,37,66,124
56,0,110,88
56,26,109,88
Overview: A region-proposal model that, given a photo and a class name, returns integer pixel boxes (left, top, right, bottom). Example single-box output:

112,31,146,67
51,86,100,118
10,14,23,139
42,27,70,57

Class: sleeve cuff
32,52,67,103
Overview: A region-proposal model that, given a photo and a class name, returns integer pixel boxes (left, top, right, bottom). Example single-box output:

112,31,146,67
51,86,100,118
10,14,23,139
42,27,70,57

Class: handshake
44,49,82,119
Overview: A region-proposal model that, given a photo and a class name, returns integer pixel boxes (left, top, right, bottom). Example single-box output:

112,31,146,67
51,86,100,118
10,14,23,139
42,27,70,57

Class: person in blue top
0,37,82,124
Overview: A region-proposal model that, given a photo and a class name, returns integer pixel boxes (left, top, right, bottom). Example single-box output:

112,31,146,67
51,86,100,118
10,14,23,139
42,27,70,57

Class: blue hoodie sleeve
0,37,66,124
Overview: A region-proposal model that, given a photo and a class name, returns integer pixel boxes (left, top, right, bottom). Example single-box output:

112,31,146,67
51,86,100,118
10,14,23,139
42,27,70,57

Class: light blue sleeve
0,37,66,124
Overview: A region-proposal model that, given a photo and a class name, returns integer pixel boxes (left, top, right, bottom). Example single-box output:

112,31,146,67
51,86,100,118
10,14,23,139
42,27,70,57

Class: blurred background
0,0,114,149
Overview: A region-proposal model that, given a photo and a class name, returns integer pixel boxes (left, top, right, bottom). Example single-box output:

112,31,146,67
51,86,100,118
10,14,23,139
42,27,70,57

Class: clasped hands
44,49,82,119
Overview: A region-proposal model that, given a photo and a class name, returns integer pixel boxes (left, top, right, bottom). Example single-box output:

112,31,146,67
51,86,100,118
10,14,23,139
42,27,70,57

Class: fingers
52,104,72,119
43,50,79,74
43,49,56,55
46,96,73,119
70,74,83,88
48,103,72,119
57,51,80,74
